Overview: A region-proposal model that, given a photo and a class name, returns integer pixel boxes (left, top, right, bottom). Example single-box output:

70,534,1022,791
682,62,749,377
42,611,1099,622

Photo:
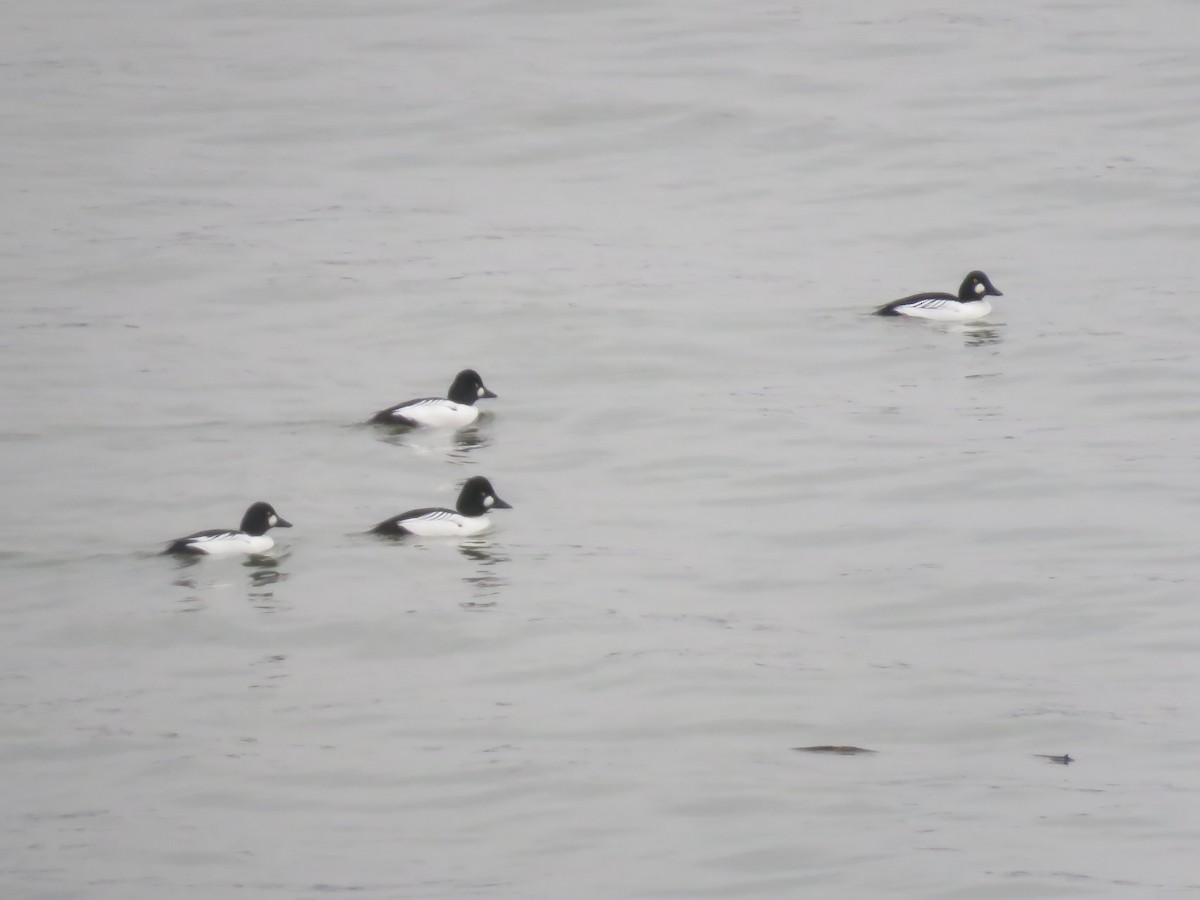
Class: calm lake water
3,0,1200,896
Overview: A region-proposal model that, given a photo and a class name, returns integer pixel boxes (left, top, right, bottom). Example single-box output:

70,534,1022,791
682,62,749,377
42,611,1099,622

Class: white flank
898,299,991,323
189,533,276,556
391,399,479,428
401,511,493,537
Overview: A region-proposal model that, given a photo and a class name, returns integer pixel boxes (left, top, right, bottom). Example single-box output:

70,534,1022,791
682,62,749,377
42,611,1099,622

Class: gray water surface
3,0,1200,897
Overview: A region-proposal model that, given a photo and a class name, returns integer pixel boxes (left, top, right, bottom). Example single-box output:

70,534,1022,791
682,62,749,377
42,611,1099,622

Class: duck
370,475,512,537
873,270,1003,322
166,501,292,556
369,369,497,428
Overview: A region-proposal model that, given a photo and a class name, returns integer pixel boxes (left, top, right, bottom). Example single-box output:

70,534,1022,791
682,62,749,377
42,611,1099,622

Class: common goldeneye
873,270,1003,322
370,475,512,537
166,501,292,556
370,369,497,428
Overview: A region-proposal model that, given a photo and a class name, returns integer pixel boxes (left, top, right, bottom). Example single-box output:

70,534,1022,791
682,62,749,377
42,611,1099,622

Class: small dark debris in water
794,745,877,755
1035,753,1073,765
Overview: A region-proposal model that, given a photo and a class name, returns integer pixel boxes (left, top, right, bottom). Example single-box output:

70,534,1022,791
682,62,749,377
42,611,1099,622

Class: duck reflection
244,553,290,611
957,324,1003,347
169,555,205,611
458,539,510,607
166,552,290,612
170,554,201,580
449,428,490,462
375,425,491,463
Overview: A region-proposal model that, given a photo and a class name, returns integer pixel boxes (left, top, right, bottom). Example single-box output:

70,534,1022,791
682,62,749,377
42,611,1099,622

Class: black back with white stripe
873,270,1002,316
165,501,293,554
370,369,497,425
370,475,513,535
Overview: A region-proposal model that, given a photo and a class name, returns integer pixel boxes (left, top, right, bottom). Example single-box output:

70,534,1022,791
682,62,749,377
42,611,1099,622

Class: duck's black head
447,369,497,406
455,475,512,517
240,501,293,536
959,270,1003,301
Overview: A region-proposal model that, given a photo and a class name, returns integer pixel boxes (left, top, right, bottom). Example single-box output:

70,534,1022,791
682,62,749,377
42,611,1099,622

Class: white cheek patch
975,282,987,294
477,386,486,397
269,514,278,526
483,495,495,508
